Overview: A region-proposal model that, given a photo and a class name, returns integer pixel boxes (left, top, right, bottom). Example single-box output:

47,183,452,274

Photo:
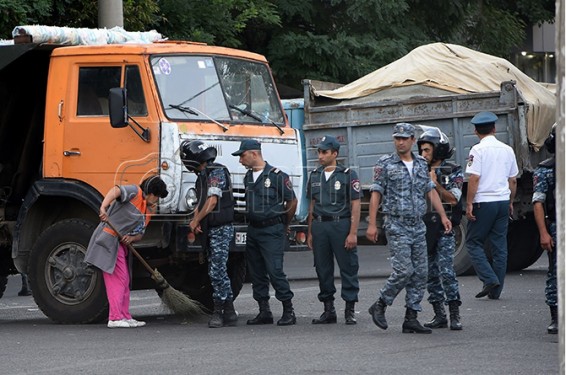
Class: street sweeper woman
85,176,168,328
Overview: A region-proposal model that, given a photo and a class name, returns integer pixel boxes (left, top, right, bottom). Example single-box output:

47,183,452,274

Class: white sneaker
107,319,131,328
126,319,146,327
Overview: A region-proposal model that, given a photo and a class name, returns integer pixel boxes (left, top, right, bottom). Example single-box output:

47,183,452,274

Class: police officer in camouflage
417,127,463,331
181,140,237,328
307,135,361,325
366,123,452,334
532,124,558,334
232,139,298,326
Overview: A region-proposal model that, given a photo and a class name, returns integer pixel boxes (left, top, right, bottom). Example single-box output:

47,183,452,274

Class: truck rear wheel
453,216,475,276
0,275,7,299
28,219,108,323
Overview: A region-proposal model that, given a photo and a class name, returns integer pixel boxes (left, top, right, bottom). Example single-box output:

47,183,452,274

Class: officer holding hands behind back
307,135,361,325
232,139,298,326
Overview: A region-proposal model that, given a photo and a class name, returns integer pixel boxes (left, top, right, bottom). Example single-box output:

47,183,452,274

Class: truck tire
0,275,7,299
453,216,475,276
181,252,246,310
28,219,108,323
505,214,544,271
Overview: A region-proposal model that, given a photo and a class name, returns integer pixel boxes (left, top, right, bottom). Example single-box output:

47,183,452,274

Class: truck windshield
151,55,285,125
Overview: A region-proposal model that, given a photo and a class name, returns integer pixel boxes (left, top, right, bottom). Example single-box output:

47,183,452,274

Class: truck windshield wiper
228,104,284,135
167,104,199,116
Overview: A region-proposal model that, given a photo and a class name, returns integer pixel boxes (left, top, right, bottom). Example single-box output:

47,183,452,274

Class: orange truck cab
0,27,307,323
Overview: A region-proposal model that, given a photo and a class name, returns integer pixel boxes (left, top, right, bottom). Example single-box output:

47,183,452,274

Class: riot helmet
180,140,217,172
417,125,454,161
544,123,556,154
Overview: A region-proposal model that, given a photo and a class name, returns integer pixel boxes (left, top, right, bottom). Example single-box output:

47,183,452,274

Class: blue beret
393,123,415,138
316,135,340,151
232,139,261,156
471,111,498,126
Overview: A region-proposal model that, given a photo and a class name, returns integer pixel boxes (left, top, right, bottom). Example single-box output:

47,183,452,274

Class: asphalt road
0,246,560,375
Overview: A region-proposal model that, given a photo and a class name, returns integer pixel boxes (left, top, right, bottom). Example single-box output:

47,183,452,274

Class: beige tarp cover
313,43,556,150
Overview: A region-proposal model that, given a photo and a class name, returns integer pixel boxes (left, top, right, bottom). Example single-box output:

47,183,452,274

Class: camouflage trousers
380,217,427,311
207,225,234,302
427,231,461,304
546,222,557,307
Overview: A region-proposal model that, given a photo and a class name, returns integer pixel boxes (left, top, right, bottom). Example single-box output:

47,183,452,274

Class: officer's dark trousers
312,219,359,302
466,200,509,298
246,223,294,302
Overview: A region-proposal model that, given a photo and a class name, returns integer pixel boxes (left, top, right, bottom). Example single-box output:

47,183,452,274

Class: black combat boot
548,306,558,334
18,273,31,296
448,301,463,331
368,298,388,330
277,299,296,326
344,301,357,325
247,299,274,325
208,300,224,328
312,300,337,324
424,302,448,328
223,298,238,327
402,308,432,334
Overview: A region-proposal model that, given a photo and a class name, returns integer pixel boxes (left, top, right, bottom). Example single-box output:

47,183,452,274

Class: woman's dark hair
141,176,168,198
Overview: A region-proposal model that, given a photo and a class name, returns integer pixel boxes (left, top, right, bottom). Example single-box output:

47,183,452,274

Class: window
126,66,148,116
77,67,120,116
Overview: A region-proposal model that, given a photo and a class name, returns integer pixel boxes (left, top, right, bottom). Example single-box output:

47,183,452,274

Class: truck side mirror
108,87,128,128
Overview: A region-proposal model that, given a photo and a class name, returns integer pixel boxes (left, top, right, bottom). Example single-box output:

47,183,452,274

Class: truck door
62,64,158,191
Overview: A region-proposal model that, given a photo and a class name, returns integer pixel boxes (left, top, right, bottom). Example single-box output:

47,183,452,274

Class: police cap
232,139,261,156
316,135,340,151
471,111,498,127
393,123,415,138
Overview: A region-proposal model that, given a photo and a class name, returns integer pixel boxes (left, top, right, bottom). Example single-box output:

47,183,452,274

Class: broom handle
104,219,156,275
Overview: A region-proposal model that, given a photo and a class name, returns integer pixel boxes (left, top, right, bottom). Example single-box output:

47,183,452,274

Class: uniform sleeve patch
467,155,474,167
352,179,361,192
373,165,383,181
285,177,293,191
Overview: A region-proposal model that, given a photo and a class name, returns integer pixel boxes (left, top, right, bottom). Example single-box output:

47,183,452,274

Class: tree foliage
0,0,556,91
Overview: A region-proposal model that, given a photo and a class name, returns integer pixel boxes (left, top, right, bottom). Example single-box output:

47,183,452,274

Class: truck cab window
77,67,120,116
125,65,148,117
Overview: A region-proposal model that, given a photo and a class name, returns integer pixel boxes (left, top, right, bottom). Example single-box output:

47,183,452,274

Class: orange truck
0,26,307,323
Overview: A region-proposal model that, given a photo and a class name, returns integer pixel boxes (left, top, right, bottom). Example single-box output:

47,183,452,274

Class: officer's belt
386,215,422,225
249,216,283,228
314,215,350,222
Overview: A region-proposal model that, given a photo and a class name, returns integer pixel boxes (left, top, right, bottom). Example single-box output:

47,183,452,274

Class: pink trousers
103,244,132,321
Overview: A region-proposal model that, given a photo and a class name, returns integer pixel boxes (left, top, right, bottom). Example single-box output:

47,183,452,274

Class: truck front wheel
28,219,108,323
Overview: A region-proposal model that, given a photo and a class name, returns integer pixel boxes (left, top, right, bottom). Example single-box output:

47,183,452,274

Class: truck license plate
235,232,246,245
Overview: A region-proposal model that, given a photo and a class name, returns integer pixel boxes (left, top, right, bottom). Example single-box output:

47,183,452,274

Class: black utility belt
314,215,350,222
249,216,283,228
387,215,422,225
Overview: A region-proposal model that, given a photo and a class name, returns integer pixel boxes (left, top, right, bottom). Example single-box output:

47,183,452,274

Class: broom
105,220,206,319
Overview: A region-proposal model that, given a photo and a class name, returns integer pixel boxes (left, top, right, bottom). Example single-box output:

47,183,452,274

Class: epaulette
539,156,555,168
344,167,350,173
271,167,281,174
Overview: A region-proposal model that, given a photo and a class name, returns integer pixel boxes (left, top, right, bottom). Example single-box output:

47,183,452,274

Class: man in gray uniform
366,123,452,334
307,135,361,325
233,139,298,326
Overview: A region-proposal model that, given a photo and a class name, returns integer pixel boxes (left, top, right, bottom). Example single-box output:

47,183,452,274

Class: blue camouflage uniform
196,163,235,302
244,162,295,303
532,158,557,307
424,161,463,305
308,164,362,303
371,152,435,311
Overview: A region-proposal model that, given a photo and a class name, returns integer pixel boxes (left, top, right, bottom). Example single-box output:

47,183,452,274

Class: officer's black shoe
223,299,238,327
208,300,224,328
247,300,274,325
312,300,337,324
448,301,463,331
548,306,558,334
402,308,432,334
344,301,356,325
475,283,499,298
368,298,388,330
277,299,296,326
424,301,447,328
